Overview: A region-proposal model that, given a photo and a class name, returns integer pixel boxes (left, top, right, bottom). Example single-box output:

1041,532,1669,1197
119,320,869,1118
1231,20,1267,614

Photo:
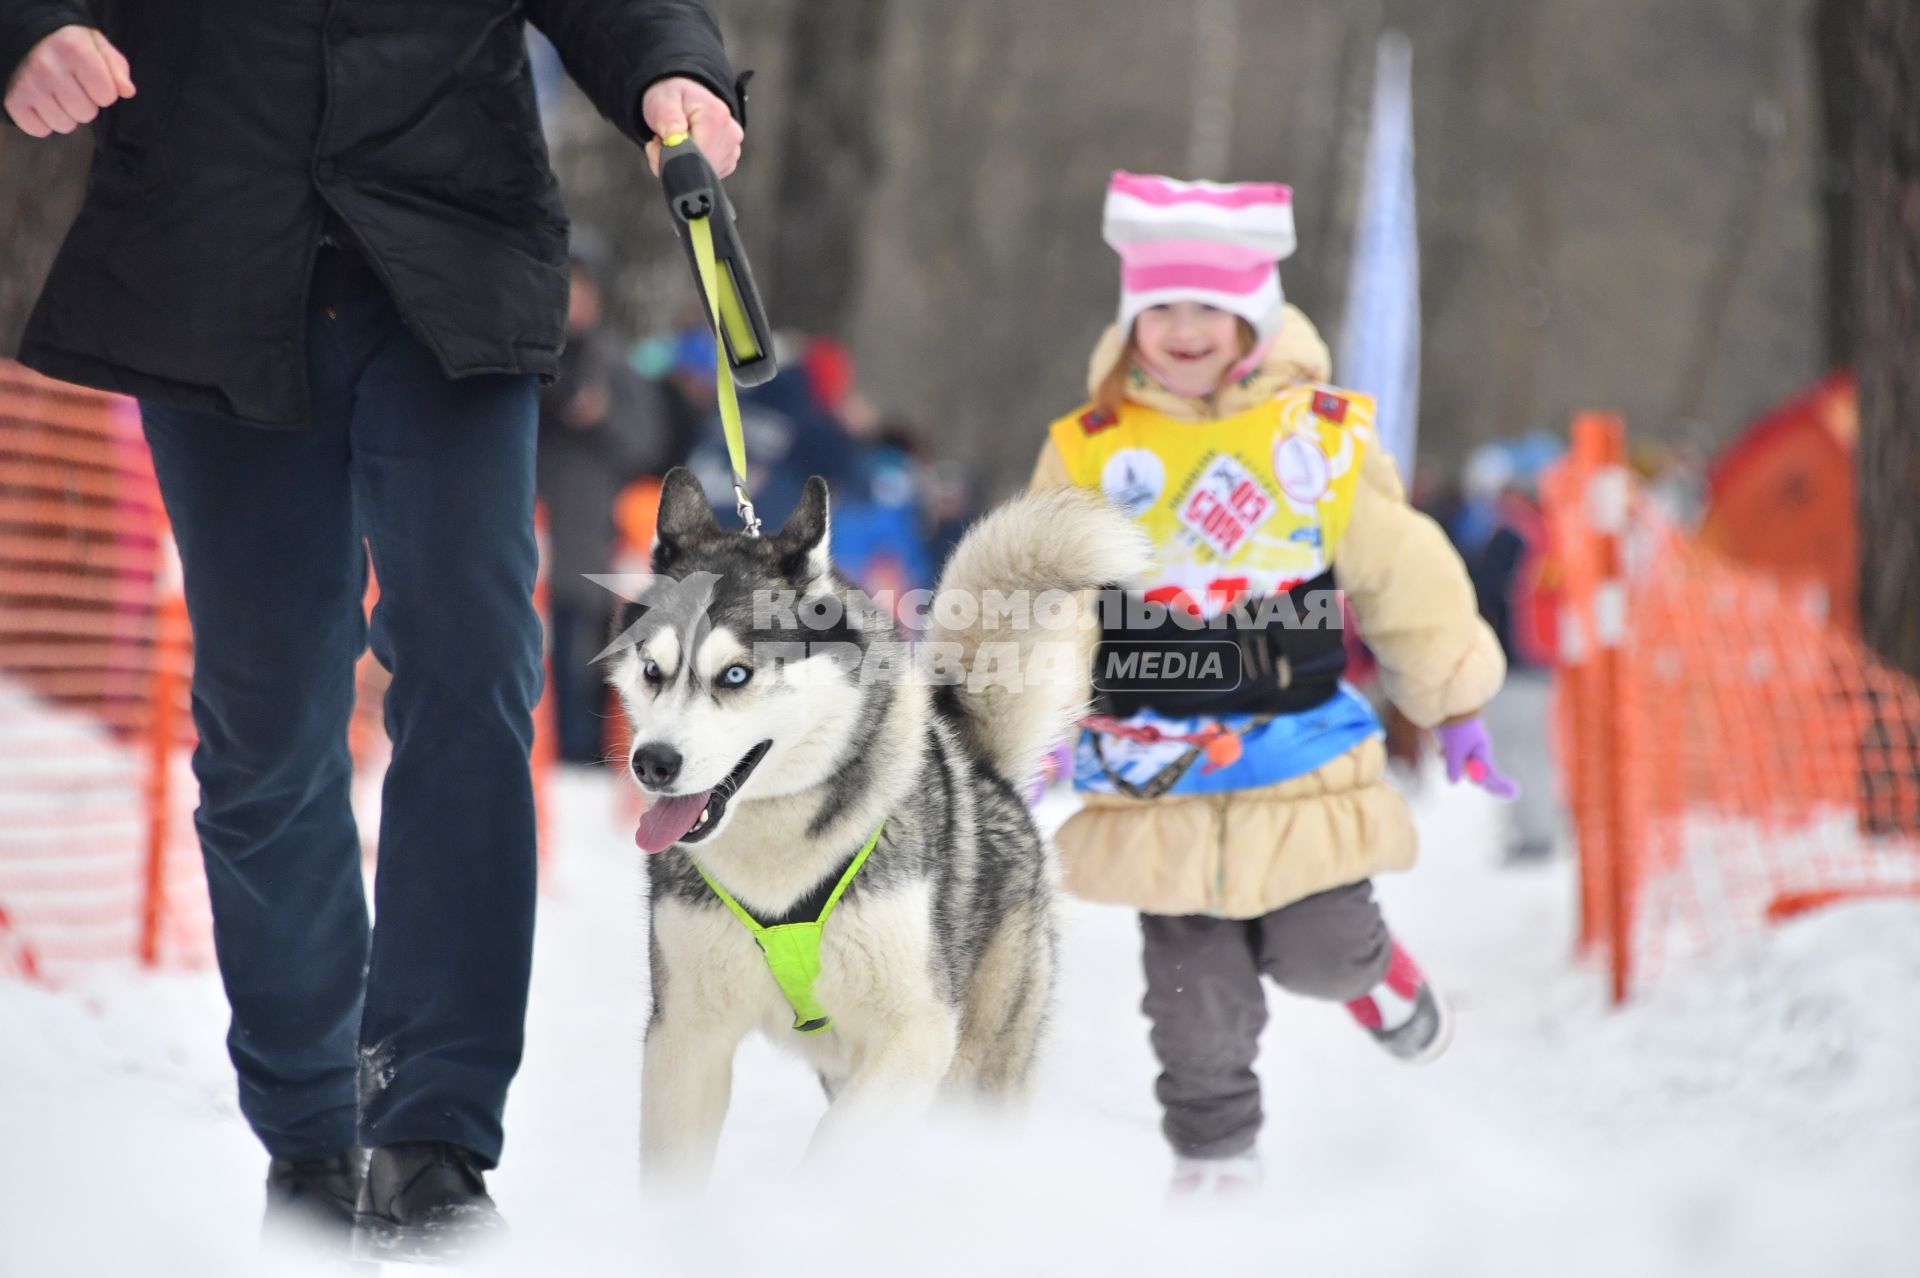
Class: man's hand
641,76,742,178
4,25,135,138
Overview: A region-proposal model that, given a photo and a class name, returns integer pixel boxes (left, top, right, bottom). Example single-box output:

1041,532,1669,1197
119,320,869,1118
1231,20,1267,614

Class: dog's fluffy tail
926,486,1149,786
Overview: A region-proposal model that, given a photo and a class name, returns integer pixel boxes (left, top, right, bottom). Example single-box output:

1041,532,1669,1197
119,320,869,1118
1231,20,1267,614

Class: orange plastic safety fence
1546,414,1920,1002
0,361,555,981
0,361,204,976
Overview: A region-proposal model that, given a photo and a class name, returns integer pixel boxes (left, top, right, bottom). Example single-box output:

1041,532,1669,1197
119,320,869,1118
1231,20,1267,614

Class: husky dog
607,467,1144,1183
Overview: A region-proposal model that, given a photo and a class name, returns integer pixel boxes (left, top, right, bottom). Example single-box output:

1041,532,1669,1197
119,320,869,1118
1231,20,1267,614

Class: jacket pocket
87,9,198,205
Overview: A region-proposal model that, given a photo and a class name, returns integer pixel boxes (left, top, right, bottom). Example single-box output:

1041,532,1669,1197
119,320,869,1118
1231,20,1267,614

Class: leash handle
660,132,775,535
659,132,777,387
659,131,718,222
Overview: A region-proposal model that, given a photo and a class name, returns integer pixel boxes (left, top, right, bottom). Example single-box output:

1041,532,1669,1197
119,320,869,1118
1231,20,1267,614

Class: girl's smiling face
1132,302,1245,394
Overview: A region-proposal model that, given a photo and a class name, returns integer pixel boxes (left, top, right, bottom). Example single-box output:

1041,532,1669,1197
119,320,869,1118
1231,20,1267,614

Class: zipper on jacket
1208,791,1231,917
305,7,442,350
304,1,510,385
290,0,344,420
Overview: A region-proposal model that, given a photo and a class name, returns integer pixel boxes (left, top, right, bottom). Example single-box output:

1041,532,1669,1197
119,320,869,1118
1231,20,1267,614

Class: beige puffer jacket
1032,306,1505,918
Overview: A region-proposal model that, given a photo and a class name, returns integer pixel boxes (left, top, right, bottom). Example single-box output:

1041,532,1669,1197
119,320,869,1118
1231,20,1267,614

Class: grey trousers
1140,880,1389,1158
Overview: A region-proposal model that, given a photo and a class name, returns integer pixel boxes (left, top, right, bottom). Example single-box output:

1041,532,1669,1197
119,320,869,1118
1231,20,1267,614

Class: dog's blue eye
721,663,751,687
642,658,662,683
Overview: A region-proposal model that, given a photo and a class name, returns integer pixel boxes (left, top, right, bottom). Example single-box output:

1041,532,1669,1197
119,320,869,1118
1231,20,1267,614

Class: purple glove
1026,739,1075,806
1433,717,1520,799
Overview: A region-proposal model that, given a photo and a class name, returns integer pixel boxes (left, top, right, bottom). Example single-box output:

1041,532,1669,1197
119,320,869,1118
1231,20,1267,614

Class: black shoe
264,1149,365,1246
353,1142,505,1264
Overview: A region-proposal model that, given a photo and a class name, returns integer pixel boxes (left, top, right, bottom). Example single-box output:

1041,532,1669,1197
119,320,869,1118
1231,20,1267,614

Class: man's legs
340,293,544,1166
140,333,369,1162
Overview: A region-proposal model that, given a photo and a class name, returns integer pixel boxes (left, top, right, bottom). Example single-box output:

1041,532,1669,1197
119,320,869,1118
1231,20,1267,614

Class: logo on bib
1178,455,1273,559
1101,448,1166,517
1273,433,1331,506
1312,390,1348,423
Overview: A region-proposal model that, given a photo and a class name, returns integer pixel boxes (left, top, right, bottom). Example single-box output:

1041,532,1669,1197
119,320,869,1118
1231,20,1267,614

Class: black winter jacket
0,0,738,426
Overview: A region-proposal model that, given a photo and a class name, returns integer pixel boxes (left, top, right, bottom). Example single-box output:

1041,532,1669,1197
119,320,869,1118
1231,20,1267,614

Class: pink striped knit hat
1103,171,1297,382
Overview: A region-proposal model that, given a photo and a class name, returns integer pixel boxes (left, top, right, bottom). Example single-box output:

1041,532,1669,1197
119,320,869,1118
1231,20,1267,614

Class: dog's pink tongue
634,792,713,854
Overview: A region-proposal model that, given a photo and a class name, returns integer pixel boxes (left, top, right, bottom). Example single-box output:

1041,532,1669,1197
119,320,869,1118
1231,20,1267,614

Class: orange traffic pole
1542,453,1594,954
531,503,555,877
1571,414,1633,1003
140,550,189,968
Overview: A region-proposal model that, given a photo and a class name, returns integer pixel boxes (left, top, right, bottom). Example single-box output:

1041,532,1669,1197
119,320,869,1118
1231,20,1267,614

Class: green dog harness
693,822,884,1035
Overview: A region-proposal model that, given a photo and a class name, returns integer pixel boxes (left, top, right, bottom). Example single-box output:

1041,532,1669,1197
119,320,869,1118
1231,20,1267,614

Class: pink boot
1344,940,1453,1064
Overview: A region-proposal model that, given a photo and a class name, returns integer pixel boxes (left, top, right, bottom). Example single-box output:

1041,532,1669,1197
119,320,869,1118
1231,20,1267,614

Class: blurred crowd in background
1367,422,1745,863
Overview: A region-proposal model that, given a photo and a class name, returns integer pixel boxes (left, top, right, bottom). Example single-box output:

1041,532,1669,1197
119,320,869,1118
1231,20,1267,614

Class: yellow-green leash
684,210,755,534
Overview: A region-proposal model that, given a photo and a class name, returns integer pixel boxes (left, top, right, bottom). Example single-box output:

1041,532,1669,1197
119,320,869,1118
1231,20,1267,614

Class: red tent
1697,370,1857,631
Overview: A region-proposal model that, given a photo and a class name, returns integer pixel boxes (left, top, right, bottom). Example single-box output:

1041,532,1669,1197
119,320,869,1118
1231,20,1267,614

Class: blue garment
139,287,543,1166
832,444,935,593
1448,495,1501,558
1074,683,1383,797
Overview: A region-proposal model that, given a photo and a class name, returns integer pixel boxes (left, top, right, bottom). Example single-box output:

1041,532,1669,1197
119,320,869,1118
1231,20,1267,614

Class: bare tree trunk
0,129,90,353
1816,0,1858,365
1853,0,1920,678
763,0,889,336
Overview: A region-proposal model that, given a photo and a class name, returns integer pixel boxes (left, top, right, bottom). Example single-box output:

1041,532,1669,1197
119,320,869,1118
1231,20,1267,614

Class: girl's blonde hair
1091,317,1260,418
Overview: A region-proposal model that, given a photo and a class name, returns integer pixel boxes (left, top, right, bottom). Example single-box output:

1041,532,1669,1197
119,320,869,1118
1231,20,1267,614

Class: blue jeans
140,289,543,1167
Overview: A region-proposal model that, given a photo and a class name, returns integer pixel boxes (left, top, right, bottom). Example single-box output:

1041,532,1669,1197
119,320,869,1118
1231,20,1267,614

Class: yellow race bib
1048,384,1374,617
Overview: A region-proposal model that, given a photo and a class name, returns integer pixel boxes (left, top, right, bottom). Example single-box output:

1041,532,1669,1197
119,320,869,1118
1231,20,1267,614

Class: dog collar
692,822,885,1034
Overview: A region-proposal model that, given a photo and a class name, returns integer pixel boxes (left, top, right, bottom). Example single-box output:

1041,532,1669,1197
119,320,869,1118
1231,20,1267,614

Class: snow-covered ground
4,767,1917,1277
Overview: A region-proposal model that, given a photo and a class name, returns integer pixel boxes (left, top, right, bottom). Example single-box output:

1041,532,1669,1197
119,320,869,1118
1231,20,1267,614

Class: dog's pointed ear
773,475,831,583
653,467,718,565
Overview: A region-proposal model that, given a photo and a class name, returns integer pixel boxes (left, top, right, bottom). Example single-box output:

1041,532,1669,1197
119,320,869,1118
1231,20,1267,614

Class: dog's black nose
631,744,683,790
